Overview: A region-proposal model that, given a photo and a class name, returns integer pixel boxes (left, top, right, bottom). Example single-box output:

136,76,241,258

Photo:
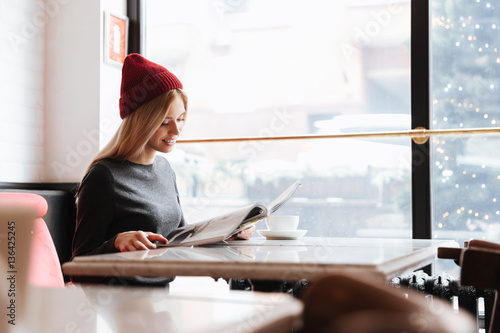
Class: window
430,1,500,243
144,0,413,238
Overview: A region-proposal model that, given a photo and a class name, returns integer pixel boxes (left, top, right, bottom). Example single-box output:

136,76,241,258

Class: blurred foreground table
11,285,302,333
63,237,457,282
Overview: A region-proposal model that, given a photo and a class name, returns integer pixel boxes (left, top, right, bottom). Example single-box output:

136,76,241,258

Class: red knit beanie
119,53,183,119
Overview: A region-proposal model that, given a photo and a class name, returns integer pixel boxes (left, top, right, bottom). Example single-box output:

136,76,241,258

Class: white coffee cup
265,215,299,231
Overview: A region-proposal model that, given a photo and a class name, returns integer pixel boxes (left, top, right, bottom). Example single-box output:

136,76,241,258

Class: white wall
99,0,126,153
0,0,126,183
44,0,101,182
0,0,46,182
44,0,126,182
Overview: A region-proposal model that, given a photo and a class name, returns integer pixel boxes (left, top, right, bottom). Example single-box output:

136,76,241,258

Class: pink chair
0,192,64,288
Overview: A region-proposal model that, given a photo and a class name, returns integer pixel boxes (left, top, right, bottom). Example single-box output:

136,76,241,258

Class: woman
71,54,252,286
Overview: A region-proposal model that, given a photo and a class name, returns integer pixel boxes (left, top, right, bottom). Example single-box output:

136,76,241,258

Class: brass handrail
177,127,500,145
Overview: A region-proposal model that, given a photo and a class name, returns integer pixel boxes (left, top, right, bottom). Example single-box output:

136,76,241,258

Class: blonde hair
83,88,187,176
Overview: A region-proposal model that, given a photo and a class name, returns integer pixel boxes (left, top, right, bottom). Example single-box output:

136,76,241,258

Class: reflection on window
146,0,412,238
431,1,500,242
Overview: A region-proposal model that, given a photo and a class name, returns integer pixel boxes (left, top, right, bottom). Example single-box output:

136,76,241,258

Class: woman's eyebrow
164,111,186,119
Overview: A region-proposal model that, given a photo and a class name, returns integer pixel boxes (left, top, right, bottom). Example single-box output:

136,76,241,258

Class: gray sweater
71,156,186,286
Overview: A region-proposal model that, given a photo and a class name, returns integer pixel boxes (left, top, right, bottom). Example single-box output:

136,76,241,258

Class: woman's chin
159,146,174,154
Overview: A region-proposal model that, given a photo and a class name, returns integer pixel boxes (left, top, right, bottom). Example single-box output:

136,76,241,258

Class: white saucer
257,229,307,240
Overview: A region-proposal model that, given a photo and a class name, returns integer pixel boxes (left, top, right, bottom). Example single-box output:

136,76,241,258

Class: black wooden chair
438,239,500,333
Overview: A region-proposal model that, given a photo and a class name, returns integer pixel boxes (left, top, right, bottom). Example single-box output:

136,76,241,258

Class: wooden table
62,237,457,282
8,285,302,333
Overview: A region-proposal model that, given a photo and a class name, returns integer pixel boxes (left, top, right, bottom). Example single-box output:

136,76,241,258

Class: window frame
411,0,431,239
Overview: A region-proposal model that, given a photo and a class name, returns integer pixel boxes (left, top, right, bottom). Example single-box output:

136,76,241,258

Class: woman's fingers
115,231,168,252
147,233,168,244
133,238,150,251
136,231,157,249
236,225,255,240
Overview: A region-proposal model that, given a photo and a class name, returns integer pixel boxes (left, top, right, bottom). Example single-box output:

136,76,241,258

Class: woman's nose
170,121,182,135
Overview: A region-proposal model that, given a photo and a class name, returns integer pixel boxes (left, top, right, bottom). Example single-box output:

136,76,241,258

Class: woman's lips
163,139,176,146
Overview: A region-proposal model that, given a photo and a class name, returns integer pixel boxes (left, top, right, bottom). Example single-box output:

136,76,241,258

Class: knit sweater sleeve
72,164,118,258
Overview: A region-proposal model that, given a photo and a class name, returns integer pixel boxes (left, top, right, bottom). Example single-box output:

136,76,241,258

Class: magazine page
228,205,267,237
227,180,301,237
159,180,301,247
160,204,266,247
266,180,302,215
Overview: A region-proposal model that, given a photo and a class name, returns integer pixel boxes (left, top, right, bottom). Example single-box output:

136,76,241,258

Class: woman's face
146,94,186,154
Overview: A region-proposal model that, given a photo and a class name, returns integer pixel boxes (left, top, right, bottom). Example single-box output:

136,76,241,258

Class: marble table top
63,237,457,282
6,285,302,333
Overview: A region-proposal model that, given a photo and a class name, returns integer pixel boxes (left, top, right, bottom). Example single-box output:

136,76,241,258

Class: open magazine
159,180,301,247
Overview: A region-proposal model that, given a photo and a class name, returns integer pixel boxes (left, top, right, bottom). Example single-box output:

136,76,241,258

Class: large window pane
146,0,412,238
169,138,411,237
431,1,500,242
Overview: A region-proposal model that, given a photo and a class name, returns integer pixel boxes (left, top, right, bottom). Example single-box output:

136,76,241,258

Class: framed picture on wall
104,12,129,66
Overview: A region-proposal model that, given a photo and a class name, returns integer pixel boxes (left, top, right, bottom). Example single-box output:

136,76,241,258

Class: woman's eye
161,118,184,126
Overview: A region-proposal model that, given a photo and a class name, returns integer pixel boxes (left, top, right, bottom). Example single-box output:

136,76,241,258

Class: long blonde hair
84,88,187,176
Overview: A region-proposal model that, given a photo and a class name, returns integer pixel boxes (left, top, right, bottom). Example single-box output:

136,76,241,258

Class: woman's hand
231,224,255,240
114,231,168,252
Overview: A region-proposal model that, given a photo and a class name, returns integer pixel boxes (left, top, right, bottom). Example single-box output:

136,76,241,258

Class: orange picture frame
104,12,129,66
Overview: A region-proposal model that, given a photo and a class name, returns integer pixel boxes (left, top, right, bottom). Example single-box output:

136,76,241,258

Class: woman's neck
129,151,156,165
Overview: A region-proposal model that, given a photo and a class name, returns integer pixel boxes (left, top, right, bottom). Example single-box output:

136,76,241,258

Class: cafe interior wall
0,0,45,182
0,0,126,183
